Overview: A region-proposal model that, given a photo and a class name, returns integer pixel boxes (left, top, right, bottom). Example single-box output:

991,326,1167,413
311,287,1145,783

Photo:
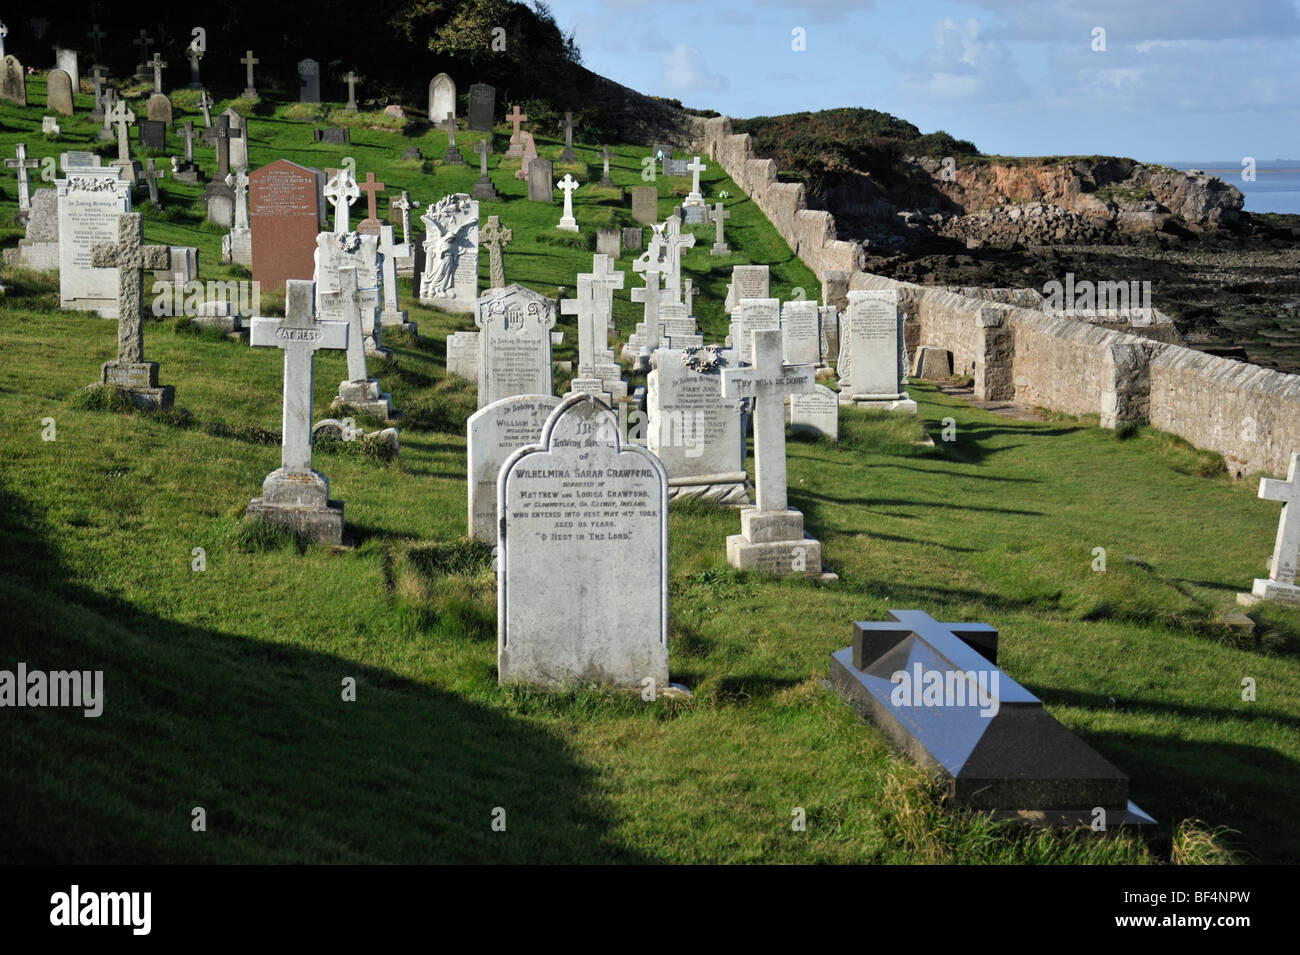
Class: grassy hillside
2,79,1299,864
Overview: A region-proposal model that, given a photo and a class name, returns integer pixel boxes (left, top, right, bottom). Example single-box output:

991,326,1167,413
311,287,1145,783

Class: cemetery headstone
344,71,359,112
838,289,916,411
720,328,826,578
418,192,479,312
497,394,669,689
429,73,455,123
146,93,172,127
556,173,579,231
789,384,839,441
446,330,480,381
443,111,463,164
475,283,556,407
46,68,72,116
631,186,658,225
648,345,749,504
376,224,414,333
139,119,166,152
514,131,538,181
91,212,173,408
250,159,321,292
505,104,527,157
355,171,385,236
724,264,770,314
1239,452,1300,606
780,299,822,366
471,138,497,199
466,394,562,543
2,187,59,269
558,111,579,162
197,90,212,127
562,254,626,402
240,50,259,100
710,202,730,255
598,145,614,187
324,167,360,233
143,158,165,207
224,108,248,172
222,167,251,265
246,279,349,544
467,82,495,132
149,52,166,94
313,127,350,145
317,251,394,418
298,59,320,103
730,298,780,362
5,143,39,212
57,157,132,314
0,55,25,106
684,156,707,207
527,157,553,202
596,228,621,258
54,47,79,95
622,226,643,252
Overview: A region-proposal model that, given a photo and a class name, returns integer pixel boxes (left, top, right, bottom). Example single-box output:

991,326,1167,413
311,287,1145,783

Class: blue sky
557,0,1300,161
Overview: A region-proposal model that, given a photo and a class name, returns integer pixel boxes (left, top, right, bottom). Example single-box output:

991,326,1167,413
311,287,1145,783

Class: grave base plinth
470,179,498,200
101,360,174,410
246,469,344,544
840,390,918,414
668,472,750,507
726,507,827,578
335,379,396,421
557,218,579,233
1238,578,1300,606
443,148,463,165
379,310,416,334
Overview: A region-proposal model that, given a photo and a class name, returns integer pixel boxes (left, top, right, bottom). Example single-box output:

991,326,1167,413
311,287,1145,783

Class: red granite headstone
250,159,320,292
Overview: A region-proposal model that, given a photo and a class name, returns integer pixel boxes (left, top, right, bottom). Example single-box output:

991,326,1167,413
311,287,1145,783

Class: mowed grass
2,81,1299,864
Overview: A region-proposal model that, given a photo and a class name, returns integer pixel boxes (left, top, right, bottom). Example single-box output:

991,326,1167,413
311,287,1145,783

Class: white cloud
660,43,729,94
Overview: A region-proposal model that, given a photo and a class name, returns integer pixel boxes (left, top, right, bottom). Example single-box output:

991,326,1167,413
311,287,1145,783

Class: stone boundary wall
690,115,1300,479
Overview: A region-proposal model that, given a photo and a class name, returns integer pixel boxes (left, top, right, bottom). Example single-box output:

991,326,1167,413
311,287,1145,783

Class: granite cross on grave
710,202,730,255
506,104,527,155
662,214,696,304
197,90,213,127
559,111,578,162
151,52,166,93
109,99,136,163
686,155,707,204
91,65,105,113
324,265,371,385
377,225,406,316
356,171,385,234
443,111,463,163
181,120,198,164
480,215,512,289
599,145,614,186
87,24,106,64
99,88,118,139
213,114,241,180
472,138,498,199
1242,453,1300,604
4,143,39,211
589,254,626,354
631,244,669,359
344,71,359,112
563,254,624,377
241,50,259,99
133,30,154,71
186,41,203,88
227,166,248,229
390,190,418,247
250,280,349,475
91,213,171,368
556,173,580,231
721,328,815,512
324,169,360,234
144,158,165,206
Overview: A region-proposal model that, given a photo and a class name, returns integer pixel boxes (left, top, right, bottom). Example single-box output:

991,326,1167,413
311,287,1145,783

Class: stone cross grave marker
390,190,417,248
144,158,164,206
685,156,707,206
187,41,203,88
1241,452,1300,605
496,394,669,689
628,238,669,367
472,138,498,199
324,168,360,234
151,52,166,93
241,50,259,99
563,253,626,399
355,171,385,235
90,65,105,117
599,145,614,186
197,89,213,127
661,213,695,304
108,99,135,163
247,279,350,544
376,224,412,331
5,143,39,211
559,111,578,162
133,30,154,72
481,214,512,289
181,120,198,164
556,173,579,231
720,327,823,577
344,71,359,112
87,23,106,63
710,202,730,255
505,104,527,157
443,111,463,164
90,212,173,408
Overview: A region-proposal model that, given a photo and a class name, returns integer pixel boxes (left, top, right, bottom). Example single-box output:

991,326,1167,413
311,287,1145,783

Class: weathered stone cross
686,155,707,201
133,29,153,67
474,138,492,179
631,243,669,354
344,71,359,111
324,168,360,234
661,213,696,303
4,143,40,211
90,213,170,365
559,111,578,160
144,158,165,206
181,120,198,163
1259,453,1300,589
226,166,248,228
377,225,405,314
480,215,512,289
390,190,418,247
241,50,259,97
87,23,106,62
212,114,242,180
710,201,731,255
720,327,815,512
91,65,105,110
108,100,135,163
197,90,213,127
507,104,527,145
319,265,371,383
562,254,624,375
151,52,166,93
599,144,613,183
359,171,385,225
250,280,349,474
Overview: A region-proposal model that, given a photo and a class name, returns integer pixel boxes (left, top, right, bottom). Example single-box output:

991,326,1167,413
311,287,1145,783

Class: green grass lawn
2,79,1298,865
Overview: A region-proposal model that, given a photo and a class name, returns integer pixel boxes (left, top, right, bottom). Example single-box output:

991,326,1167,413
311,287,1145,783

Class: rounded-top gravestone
429,73,455,124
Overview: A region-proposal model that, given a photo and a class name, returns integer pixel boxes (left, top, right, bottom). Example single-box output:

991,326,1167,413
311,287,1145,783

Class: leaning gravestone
631,186,657,225
467,394,562,544
790,384,839,441
1,55,26,106
46,68,73,116
2,188,60,270
57,158,132,315
475,283,557,407
298,59,320,103
250,159,321,292
246,279,350,544
527,157,553,202
648,346,749,505
429,73,455,124
497,394,669,689
838,289,916,412
467,82,495,132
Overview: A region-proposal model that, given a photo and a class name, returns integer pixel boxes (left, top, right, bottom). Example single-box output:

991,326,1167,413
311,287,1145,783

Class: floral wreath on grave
337,232,362,253
681,344,723,373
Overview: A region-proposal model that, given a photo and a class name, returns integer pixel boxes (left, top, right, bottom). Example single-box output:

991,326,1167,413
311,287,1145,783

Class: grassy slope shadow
0,483,649,864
